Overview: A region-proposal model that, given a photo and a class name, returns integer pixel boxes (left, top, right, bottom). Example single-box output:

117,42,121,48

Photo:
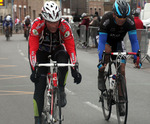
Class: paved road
0,34,150,124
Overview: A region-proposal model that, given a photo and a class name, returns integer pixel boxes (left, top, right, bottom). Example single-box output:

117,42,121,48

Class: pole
60,0,62,10
70,0,72,15
11,0,14,23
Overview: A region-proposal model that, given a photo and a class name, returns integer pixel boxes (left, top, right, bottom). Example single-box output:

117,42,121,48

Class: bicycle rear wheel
25,29,29,41
101,72,112,120
116,75,128,124
5,29,9,41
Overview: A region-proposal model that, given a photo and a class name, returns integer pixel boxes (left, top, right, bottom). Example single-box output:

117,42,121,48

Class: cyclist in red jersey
29,1,82,123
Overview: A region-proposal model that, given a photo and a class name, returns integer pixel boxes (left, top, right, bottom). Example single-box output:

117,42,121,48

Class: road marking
18,48,29,62
20,52,25,56
0,90,33,96
0,75,28,80
65,88,75,95
84,101,117,120
0,65,16,68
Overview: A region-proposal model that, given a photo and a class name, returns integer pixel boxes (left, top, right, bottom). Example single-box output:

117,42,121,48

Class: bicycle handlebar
110,52,137,56
37,63,75,67
103,50,141,66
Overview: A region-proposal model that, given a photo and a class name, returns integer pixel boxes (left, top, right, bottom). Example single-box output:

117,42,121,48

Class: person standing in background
134,9,144,29
133,8,144,44
78,13,90,46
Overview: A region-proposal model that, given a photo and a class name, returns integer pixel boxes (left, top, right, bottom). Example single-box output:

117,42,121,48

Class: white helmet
81,13,87,18
27,15,30,19
6,15,11,21
41,1,62,22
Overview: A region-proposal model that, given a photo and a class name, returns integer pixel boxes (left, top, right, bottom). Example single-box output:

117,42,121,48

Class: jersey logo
60,24,66,32
64,31,70,38
127,18,134,25
103,19,110,27
32,29,39,35
36,23,44,29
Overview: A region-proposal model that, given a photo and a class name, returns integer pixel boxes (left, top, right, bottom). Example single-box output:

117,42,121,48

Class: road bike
5,26,10,41
99,51,140,124
36,59,75,124
25,25,30,41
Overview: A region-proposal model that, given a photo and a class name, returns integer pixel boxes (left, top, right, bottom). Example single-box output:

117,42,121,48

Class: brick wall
88,1,104,16
14,0,28,22
28,0,44,21
14,0,44,22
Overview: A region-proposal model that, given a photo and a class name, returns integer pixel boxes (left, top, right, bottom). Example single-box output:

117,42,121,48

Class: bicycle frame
101,50,140,124
37,62,75,124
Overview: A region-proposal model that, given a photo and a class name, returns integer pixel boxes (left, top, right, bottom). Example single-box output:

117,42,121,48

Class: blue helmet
113,0,130,18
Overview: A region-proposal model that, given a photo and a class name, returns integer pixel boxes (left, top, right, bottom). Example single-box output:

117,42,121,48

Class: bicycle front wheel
101,72,112,120
52,88,62,124
116,75,128,124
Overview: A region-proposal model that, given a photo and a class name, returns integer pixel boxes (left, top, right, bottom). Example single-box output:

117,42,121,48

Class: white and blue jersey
3,16,13,28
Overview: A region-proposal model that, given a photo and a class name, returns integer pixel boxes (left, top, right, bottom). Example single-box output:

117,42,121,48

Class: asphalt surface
0,34,150,124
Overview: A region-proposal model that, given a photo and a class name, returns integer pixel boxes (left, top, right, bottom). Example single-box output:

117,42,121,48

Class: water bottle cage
109,75,116,90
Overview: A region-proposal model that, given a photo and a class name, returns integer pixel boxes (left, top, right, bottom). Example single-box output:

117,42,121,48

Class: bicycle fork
47,72,58,123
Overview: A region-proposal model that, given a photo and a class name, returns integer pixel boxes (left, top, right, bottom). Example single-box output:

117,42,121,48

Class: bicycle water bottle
109,74,116,90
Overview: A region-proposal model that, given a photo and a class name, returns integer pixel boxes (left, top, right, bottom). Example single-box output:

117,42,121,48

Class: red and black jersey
29,17,76,70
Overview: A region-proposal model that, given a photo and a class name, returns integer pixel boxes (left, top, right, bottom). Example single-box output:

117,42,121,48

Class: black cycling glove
71,63,82,84
30,65,39,83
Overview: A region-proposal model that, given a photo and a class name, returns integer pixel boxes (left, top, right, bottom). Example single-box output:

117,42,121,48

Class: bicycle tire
116,74,128,124
57,88,62,124
101,72,112,120
42,86,51,124
6,29,9,41
51,88,62,124
43,88,61,124
25,30,29,41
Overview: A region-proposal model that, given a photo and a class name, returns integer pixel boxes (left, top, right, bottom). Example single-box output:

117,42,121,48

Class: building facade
88,0,104,16
61,0,87,16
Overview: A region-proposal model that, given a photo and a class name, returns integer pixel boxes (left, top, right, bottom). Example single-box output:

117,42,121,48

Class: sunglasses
116,16,127,21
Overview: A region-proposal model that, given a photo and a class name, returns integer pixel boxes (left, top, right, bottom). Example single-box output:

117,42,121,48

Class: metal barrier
70,23,80,43
70,24,99,49
87,26,99,47
124,29,150,63
79,25,86,44
0,25,4,34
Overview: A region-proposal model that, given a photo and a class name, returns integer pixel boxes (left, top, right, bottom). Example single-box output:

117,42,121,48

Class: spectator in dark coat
89,15,100,48
95,11,101,22
77,13,90,46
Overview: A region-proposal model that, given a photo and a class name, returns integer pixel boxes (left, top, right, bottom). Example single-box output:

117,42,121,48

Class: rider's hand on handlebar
71,62,82,84
133,59,142,69
30,64,39,83
97,61,106,70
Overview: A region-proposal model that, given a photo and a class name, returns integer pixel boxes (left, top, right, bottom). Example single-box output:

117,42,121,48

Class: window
29,6,31,18
33,10,36,20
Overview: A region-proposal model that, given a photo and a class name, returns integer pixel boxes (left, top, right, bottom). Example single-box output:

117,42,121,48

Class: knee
56,51,69,63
